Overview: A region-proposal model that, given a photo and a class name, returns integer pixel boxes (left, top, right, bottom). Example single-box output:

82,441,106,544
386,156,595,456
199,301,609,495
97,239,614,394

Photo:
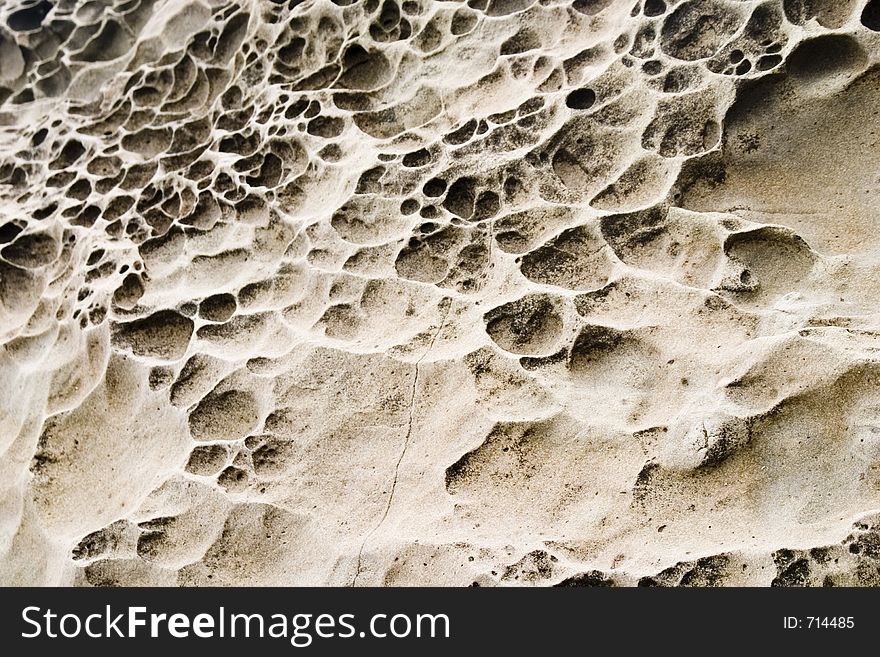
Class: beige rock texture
2,0,880,586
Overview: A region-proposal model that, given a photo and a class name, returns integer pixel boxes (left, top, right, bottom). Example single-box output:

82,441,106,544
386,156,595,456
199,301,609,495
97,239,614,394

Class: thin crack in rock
351,298,452,586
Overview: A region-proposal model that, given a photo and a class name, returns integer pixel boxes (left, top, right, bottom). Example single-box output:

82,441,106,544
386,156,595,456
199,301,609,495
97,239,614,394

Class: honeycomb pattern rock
1,0,880,586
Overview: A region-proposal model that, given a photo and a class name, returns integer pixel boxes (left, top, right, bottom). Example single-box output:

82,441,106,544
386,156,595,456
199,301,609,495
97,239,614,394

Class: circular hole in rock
786,34,866,83
565,88,596,110
644,0,666,17
643,60,662,75
863,0,880,31
757,54,782,71
422,178,447,197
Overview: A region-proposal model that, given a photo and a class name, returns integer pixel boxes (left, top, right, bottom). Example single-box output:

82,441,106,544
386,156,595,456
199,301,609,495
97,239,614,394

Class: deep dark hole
7,1,51,32
644,0,666,17
863,0,880,31
422,178,447,197
565,88,596,110
0,223,22,244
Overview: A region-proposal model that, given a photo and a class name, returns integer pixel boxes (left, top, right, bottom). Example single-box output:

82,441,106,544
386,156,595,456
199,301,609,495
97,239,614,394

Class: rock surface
1,0,880,586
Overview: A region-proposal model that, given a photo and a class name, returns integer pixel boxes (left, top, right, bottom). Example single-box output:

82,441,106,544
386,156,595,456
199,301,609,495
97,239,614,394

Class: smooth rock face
1,0,880,587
